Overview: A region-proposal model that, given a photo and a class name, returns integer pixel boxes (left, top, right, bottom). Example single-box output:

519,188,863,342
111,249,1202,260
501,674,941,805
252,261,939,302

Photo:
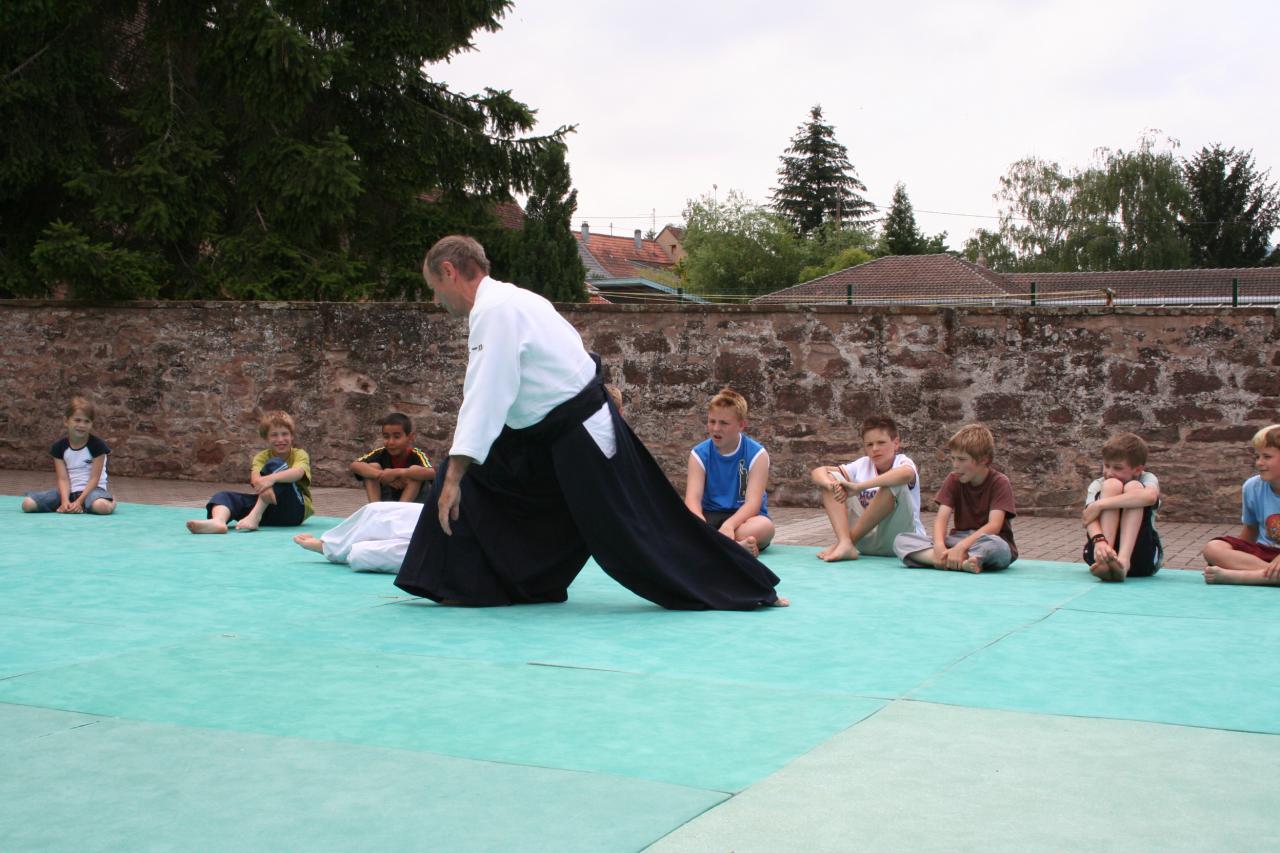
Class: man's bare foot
817,541,859,562
959,556,983,573
186,518,228,534
767,596,790,607
293,533,324,553
236,519,259,532
739,535,760,557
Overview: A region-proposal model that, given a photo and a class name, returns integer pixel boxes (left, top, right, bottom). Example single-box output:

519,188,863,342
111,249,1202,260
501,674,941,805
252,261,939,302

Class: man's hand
438,478,461,535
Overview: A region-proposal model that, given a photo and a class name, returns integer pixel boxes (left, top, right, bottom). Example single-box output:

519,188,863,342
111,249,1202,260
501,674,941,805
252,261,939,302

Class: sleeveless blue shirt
692,435,769,516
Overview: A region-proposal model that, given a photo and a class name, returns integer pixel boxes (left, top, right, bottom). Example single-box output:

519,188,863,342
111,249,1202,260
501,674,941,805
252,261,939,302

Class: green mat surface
4,496,1278,850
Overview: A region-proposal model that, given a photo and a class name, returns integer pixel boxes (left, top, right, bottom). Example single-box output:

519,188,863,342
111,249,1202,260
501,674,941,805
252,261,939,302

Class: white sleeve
449,302,523,465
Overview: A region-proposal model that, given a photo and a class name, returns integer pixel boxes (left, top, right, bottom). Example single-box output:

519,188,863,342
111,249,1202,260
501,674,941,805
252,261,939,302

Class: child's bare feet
817,541,859,562
293,533,324,553
1203,566,1225,584
1100,554,1127,582
236,519,259,532
1089,560,1111,581
739,535,760,557
959,556,983,573
186,518,228,534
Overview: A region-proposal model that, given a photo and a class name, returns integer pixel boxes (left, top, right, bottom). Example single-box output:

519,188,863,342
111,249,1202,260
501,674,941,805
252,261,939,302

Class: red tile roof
754,256,1280,306
416,191,525,230
754,254,1012,304
576,231,675,280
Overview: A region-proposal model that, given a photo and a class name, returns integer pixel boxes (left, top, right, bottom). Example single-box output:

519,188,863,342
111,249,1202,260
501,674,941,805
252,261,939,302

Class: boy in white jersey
810,415,924,562
21,396,115,515
684,388,775,556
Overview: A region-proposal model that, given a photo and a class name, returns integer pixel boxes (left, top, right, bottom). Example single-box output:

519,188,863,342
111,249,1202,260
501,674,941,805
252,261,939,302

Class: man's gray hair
425,235,491,278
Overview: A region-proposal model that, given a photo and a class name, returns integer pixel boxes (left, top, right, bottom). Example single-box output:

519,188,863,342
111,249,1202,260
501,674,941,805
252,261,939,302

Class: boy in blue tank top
684,388,775,556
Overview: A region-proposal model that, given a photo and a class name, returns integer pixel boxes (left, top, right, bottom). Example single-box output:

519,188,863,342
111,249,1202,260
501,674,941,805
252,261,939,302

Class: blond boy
1203,424,1280,586
684,388,775,556
188,411,313,533
1082,432,1162,582
894,423,1018,573
810,415,925,562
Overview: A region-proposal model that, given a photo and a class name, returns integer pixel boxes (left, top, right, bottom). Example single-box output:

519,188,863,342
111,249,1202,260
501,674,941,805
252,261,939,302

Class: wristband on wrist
1091,533,1107,544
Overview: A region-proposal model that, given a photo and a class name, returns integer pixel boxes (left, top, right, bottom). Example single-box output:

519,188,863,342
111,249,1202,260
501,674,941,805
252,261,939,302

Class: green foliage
877,183,946,256
681,190,806,296
503,142,586,302
797,246,874,283
961,228,1019,271
1182,145,1280,267
770,105,873,236
0,0,571,300
31,221,163,300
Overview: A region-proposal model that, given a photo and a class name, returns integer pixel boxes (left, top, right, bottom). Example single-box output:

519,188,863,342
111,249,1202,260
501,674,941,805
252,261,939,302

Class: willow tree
1,0,571,300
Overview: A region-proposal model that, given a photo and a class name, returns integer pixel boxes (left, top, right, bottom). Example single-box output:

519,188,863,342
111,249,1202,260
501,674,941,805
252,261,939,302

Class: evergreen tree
1181,145,1280,267
881,183,925,255
0,0,571,300
504,142,586,302
770,105,872,236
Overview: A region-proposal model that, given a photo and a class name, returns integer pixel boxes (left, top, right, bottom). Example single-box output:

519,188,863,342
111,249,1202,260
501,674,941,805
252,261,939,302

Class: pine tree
881,183,925,255
770,105,872,236
1181,145,1280,267
503,142,586,302
0,0,571,300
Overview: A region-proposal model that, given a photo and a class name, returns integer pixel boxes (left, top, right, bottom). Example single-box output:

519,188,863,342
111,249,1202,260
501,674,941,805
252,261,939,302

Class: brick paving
3,469,1231,570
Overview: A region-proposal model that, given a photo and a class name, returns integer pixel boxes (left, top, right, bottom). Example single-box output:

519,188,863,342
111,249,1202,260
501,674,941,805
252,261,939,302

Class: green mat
4,496,1278,850
0,705,724,853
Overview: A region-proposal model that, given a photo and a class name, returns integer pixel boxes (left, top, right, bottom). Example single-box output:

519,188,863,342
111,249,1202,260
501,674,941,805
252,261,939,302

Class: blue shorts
25,487,114,512
206,458,306,527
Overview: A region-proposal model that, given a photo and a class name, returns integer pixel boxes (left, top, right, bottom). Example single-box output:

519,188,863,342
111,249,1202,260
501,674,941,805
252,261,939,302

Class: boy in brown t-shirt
893,423,1017,573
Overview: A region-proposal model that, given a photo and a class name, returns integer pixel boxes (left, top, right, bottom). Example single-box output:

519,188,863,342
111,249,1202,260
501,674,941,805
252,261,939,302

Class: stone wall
1,300,1276,522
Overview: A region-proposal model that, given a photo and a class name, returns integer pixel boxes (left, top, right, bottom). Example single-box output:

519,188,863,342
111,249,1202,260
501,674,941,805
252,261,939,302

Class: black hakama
394,372,781,610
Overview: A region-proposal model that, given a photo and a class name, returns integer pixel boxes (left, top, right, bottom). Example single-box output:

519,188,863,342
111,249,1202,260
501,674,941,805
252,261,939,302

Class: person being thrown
394,235,787,610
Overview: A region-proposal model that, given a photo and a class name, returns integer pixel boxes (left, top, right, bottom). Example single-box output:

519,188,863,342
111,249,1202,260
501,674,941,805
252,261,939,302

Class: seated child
187,410,313,533
1203,424,1280,586
1082,432,1162,582
810,415,925,562
21,395,116,515
350,413,434,503
684,388,775,556
894,423,1017,573
294,501,423,573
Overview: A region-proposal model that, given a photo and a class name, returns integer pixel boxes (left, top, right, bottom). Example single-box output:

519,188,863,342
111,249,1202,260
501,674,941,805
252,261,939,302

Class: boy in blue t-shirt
684,388,774,556
21,396,116,515
1203,424,1280,586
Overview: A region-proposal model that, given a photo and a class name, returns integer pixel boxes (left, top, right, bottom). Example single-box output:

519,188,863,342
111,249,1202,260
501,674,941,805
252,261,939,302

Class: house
752,254,1280,307
576,222,703,304
655,225,686,264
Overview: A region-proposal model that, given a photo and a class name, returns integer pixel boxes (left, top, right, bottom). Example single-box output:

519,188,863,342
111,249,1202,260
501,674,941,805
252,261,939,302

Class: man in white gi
293,502,423,572
395,235,786,610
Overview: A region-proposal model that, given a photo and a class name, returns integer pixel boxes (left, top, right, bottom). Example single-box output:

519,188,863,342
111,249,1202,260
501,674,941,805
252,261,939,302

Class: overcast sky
437,0,1279,248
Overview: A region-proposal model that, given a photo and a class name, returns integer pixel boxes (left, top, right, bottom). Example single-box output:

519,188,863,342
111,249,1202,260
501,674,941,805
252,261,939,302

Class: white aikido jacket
449,277,614,464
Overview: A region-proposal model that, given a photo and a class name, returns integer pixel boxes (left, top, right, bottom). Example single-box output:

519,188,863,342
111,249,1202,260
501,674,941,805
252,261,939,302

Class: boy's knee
91,500,115,515
1100,477,1125,495
1121,479,1146,493
1202,539,1228,560
20,497,37,512
810,465,833,484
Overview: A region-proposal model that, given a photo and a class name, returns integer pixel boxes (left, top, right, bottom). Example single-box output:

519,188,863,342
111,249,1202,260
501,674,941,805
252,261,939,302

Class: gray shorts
849,482,923,557
24,487,114,513
893,529,1013,571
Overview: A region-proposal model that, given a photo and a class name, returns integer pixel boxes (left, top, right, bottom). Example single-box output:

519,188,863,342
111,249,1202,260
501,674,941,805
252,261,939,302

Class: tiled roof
1004,268,1280,302
416,191,525,230
753,254,1013,304
576,231,675,280
754,255,1280,306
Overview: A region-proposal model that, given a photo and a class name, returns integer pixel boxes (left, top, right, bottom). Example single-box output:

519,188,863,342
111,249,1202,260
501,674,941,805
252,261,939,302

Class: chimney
581,222,589,244
975,253,988,268
634,229,643,250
